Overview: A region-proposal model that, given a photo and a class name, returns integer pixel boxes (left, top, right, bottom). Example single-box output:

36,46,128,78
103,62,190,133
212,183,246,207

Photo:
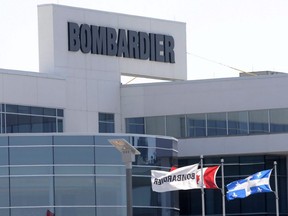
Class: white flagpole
274,161,279,216
221,159,226,216
200,155,205,216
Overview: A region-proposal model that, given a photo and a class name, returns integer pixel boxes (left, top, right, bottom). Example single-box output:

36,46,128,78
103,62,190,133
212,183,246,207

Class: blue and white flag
226,169,273,200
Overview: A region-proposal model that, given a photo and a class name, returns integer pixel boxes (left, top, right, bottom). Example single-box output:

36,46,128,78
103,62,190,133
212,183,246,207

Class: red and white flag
196,166,220,189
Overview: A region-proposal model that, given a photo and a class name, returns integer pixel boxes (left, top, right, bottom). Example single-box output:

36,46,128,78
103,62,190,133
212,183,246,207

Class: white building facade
0,4,287,216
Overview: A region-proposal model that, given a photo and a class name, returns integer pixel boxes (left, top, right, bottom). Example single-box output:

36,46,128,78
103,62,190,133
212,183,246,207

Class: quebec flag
226,169,273,201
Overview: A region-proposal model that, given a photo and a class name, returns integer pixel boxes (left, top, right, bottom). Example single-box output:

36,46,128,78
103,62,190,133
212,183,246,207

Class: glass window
228,111,248,135
270,108,288,133
57,109,64,117
249,110,269,134
6,114,58,133
57,119,63,132
54,147,94,165
43,117,56,132
125,117,145,134
145,116,165,136
55,176,95,205
11,208,49,216
99,113,115,133
55,207,96,216
31,116,44,132
54,135,94,145
30,106,44,115
43,108,56,116
10,177,53,206
207,113,227,136
95,146,122,164
0,178,9,208
95,176,125,205
6,104,18,113
17,105,30,114
186,114,206,137
96,207,125,216
10,147,52,165
166,115,186,138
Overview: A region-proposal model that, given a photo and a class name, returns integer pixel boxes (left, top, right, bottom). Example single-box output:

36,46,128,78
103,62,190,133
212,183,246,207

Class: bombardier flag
151,164,199,192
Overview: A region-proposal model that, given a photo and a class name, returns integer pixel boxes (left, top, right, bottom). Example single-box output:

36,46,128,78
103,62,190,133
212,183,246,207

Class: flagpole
221,159,226,216
274,161,279,216
200,155,205,216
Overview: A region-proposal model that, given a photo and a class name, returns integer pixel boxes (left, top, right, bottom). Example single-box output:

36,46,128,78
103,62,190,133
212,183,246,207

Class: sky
1,0,288,81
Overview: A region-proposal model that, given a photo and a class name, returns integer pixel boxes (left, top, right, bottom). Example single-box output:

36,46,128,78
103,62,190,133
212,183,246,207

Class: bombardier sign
68,22,175,63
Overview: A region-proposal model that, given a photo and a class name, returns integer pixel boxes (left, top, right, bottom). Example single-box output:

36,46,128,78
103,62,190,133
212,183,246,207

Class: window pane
6,104,18,113
270,108,288,133
207,113,227,136
11,208,48,216
31,116,44,132
57,119,63,132
0,178,9,208
95,146,122,164
99,113,114,122
187,114,206,137
249,110,269,134
145,116,165,136
43,108,56,116
10,147,52,165
17,105,30,114
55,176,95,205
31,106,44,115
95,176,125,205
99,113,115,133
126,118,145,134
55,207,95,216
10,177,53,206
228,111,248,135
166,115,186,138
99,122,115,133
57,109,64,117
43,117,56,132
54,147,94,165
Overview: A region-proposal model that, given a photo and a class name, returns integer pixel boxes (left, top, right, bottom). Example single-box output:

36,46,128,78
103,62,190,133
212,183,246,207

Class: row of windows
126,108,288,138
0,104,64,133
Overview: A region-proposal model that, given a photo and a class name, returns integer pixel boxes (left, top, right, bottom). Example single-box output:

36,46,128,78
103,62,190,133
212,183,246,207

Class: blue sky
1,0,288,80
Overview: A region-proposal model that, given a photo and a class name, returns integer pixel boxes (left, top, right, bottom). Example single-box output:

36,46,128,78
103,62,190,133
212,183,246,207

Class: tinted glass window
249,110,269,134
186,114,206,137
207,113,227,136
126,117,145,134
270,108,288,133
228,111,248,135
166,115,186,138
145,116,165,136
55,176,95,205
99,113,115,133
95,176,125,205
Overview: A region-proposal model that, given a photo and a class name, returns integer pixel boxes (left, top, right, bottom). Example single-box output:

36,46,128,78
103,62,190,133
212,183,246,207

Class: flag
46,210,54,216
151,164,199,192
196,166,220,189
226,169,273,200
170,165,178,172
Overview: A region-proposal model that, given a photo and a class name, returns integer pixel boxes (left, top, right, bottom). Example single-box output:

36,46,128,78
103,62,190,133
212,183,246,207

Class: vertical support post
200,155,205,216
274,161,279,216
126,163,133,216
221,159,226,216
